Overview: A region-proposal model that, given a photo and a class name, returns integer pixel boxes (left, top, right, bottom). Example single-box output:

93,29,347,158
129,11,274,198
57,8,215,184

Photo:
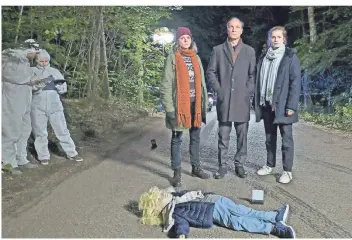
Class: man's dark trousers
218,122,248,167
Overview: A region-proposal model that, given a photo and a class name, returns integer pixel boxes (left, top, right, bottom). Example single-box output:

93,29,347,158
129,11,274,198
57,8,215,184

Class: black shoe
192,166,210,179
271,221,296,238
214,166,228,179
171,168,182,187
235,165,247,178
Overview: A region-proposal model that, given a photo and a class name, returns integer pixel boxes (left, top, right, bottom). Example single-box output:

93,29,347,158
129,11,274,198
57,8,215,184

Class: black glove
166,111,176,120
54,79,68,85
166,111,177,129
42,75,55,84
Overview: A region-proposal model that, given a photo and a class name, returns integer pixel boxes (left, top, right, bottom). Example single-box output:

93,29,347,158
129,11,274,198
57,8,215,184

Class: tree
307,7,317,44
2,6,172,103
14,6,24,44
291,7,352,111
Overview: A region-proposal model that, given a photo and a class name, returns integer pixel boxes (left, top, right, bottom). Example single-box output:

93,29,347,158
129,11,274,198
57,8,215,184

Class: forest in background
2,6,351,130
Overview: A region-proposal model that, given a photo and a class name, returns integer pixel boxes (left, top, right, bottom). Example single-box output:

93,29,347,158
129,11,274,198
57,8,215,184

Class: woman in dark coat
253,26,301,184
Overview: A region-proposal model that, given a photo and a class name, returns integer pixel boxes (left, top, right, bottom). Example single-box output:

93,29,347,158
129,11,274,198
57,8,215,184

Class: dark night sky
160,6,294,47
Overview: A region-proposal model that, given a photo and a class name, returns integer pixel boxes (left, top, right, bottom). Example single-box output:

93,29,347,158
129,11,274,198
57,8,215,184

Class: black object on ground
151,139,157,149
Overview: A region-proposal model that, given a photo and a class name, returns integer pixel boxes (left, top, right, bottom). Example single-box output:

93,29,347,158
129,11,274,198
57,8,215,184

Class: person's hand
36,82,46,89
29,75,41,86
286,109,294,116
166,111,176,120
166,111,177,129
43,75,55,83
55,82,67,94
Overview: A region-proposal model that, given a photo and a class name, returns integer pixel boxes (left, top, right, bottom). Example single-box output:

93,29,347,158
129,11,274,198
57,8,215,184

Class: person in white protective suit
31,50,83,165
2,39,47,175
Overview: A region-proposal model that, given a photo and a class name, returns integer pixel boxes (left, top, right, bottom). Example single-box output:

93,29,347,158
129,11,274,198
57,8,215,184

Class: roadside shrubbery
300,93,352,130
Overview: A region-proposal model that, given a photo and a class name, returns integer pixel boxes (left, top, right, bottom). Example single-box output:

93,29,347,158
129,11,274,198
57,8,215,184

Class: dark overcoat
206,40,256,123
254,47,302,124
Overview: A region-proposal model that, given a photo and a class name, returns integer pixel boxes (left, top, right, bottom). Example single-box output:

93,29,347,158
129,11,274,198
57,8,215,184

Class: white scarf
260,45,286,106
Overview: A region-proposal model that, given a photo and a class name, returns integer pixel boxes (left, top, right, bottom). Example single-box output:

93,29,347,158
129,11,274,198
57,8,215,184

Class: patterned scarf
259,45,286,106
175,48,202,128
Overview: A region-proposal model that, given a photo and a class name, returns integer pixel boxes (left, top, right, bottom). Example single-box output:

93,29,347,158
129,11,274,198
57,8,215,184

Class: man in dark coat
206,17,256,179
253,26,301,184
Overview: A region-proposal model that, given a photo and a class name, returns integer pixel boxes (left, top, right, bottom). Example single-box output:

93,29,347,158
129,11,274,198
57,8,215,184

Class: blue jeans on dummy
213,196,277,234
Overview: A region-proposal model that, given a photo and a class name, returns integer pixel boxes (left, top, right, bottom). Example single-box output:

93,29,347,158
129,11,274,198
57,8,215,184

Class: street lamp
153,31,174,55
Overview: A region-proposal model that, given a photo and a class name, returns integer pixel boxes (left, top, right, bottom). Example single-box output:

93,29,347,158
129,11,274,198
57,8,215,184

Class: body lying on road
138,186,296,238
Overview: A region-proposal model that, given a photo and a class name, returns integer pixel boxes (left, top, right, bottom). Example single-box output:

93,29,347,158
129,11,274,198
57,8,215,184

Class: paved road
2,108,352,238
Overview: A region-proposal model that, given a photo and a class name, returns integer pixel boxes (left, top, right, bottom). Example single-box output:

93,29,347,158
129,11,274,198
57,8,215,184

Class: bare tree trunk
100,8,110,100
307,7,317,44
72,36,85,78
305,7,317,109
93,38,101,98
14,6,24,44
301,9,309,110
87,7,104,99
137,67,144,105
300,9,306,38
327,78,333,113
302,71,309,109
105,33,116,60
63,40,74,73
117,54,122,72
322,11,326,32
113,58,118,71
87,14,96,98
30,7,34,39
91,6,103,99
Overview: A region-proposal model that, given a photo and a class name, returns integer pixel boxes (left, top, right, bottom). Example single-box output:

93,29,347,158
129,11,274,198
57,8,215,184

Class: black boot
191,166,210,179
214,166,228,179
235,165,247,178
171,168,182,187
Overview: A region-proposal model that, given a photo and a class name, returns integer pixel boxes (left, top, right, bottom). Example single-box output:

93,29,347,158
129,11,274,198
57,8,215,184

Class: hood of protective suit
36,50,51,68
2,48,29,64
23,39,40,54
2,48,34,85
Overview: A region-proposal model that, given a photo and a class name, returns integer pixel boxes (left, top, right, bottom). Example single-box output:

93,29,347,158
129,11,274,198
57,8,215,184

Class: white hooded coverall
31,50,78,161
2,49,34,168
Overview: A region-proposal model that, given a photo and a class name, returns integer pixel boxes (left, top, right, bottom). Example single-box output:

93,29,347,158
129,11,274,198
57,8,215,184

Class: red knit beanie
176,27,192,40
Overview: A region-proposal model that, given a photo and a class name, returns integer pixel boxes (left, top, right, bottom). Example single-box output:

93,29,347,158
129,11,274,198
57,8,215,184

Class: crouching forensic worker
30,50,83,165
138,186,296,238
159,27,210,187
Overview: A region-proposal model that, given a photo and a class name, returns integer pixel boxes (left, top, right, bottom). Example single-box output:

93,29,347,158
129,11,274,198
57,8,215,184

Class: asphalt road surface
2,108,352,238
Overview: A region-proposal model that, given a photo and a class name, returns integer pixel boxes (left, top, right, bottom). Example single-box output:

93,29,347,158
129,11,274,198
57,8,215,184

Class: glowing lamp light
153,32,174,44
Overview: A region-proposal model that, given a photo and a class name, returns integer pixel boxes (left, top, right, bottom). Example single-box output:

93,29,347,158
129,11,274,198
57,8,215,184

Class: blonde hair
267,26,287,47
193,41,198,53
138,186,172,226
173,40,196,52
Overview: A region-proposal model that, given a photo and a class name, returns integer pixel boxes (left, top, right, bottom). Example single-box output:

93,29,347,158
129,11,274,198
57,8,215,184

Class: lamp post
153,31,174,55
151,29,174,106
